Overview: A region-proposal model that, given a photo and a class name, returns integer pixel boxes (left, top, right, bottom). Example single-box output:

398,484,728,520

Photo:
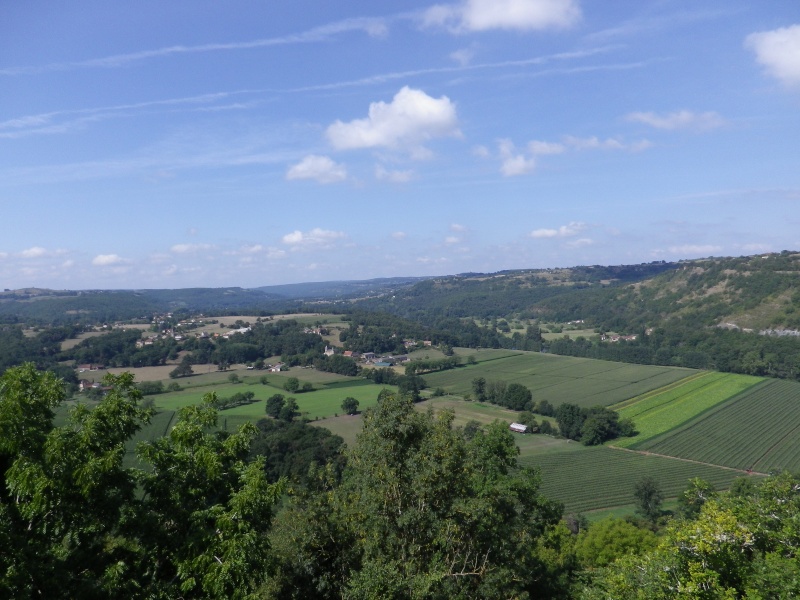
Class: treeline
404,355,460,375
547,327,800,380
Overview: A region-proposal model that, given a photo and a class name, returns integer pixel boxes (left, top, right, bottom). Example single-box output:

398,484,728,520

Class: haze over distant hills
1,252,798,336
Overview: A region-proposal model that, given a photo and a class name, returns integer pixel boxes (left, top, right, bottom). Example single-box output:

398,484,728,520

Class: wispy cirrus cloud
0,92,247,139
0,17,388,76
626,109,726,131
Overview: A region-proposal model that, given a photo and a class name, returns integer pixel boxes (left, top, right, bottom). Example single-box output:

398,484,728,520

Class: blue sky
1,0,798,290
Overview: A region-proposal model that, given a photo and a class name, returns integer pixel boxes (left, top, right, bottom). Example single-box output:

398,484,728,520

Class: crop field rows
522,446,758,514
636,379,800,473
424,352,695,408
614,373,763,448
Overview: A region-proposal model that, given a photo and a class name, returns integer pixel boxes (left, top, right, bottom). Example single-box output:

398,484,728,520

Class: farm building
509,423,528,433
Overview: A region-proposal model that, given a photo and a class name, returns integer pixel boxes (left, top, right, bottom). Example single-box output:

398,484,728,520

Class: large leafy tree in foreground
0,363,282,599
264,391,569,599
582,473,800,599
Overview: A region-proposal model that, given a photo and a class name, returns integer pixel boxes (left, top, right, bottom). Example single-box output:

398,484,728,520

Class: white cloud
170,243,215,254
326,87,460,157
530,221,587,238
286,155,347,184
528,140,566,155
423,0,581,32
92,254,126,266
501,154,536,176
566,237,593,247
626,110,726,131
563,136,622,150
667,244,722,256
391,231,407,240
1,18,388,76
450,223,467,232
281,228,347,247
472,144,490,158
450,46,477,66
445,236,460,244
19,246,48,258
375,165,413,183
746,24,800,87
498,139,536,176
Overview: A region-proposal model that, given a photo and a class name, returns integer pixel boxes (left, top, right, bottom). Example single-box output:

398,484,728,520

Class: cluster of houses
600,334,638,343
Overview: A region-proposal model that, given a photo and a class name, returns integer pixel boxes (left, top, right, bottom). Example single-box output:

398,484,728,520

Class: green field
522,446,760,514
613,372,763,448
424,351,696,408
153,377,391,420
634,379,800,473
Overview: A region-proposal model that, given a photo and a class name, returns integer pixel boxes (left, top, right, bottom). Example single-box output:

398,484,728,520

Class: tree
1,365,285,598
284,377,300,393
471,377,487,402
259,375,269,385
169,360,193,379
228,373,240,384
341,397,359,415
555,403,584,441
503,382,532,411
264,392,569,598
266,394,285,418
278,398,299,422
575,517,657,568
634,476,663,523
677,477,716,519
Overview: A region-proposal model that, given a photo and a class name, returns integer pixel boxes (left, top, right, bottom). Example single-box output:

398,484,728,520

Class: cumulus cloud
326,87,460,157
530,221,587,238
92,254,126,266
626,110,726,131
281,228,347,247
170,243,214,254
423,0,581,32
19,246,48,258
450,223,467,232
375,165,413,183
498,139,536,176
445,236,460,244
286,155,347,183
746,24,800,87
391,231,407,240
